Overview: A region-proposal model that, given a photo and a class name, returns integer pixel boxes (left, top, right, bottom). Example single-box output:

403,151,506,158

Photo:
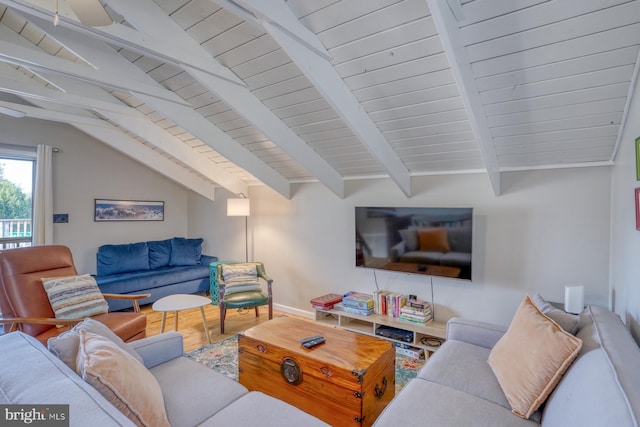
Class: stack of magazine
333,291,374,316
398,298,433,324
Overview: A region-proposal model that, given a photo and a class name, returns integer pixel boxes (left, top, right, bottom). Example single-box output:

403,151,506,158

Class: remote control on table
302,337,325,349
299,335,323,344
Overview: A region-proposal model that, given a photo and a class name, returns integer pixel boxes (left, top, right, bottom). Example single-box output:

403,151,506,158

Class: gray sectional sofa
0,329,328,427
94,237,216,311
373,304,640,426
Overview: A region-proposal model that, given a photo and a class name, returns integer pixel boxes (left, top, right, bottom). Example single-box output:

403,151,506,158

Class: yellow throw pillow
418,228,451,252
488,295,583,419
76,330,170,427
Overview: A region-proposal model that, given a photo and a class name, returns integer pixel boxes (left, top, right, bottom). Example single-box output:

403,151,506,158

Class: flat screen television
355,207,473,281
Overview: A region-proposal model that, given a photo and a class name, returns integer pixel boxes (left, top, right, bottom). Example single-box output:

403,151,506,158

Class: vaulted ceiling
0,0,638,200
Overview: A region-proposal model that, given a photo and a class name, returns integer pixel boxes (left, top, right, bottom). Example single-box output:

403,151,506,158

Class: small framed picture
636,137,640,180
636,189,640,231
94,199,164,222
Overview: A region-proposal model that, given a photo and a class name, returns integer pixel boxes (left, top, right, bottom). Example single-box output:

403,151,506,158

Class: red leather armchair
0,245,148,344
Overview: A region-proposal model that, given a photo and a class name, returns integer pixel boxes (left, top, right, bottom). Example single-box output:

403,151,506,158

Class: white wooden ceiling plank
207,108,241,124
472,23,640,78
309,136,362,149
391,130,476,147
426,0,501,194
353,69,456,102
487,98,626,128
462,0,630,48
334,37,442,79
291,118,346,136
184,8,239,43
407,157,487,172
196,101,229,117
499,146,614,166
216,117,251,131
175,81,208,100
369,97,465,123
491,112,621,138
466,1,640,64
251,75,312,101
316,145,371,157
231,48,291,79
317,0,429,50
162,70,198,92
494,126,620,146
376,109,470,131
286,0,340,20
343,53,451,91
299,127,355,143
456,0,547,26
401,149,482,163
496,136,617,155
481,65,635,105
169,0,223,29
216,34,280,69
262,86,322,110
242,62,299,90
476,46,639,92
484,83,631,116
281,108,338,128
148,63,183,84
201,21,265,58
272,98,330,119
383,120,473,141
395,140,479,155
299,0,402,34
363,84,461,113
329,16,436,65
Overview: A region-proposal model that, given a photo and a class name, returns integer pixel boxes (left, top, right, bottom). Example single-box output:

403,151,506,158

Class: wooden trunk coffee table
239,317,395,427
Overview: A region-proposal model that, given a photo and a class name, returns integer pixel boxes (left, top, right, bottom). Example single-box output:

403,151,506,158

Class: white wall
0,117,190,273
611,79,640,343
192,167,612,326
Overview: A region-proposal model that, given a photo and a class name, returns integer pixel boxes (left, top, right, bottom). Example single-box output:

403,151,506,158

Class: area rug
186,335,426,394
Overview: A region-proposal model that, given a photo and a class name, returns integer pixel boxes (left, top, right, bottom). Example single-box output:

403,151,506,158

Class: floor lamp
227,195,250,262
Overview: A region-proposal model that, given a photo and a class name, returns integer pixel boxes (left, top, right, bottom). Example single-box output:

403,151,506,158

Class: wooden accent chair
0,245,148,344
215,262,273,334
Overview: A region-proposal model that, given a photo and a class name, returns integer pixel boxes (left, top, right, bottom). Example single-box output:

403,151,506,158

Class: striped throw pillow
42,274,109,319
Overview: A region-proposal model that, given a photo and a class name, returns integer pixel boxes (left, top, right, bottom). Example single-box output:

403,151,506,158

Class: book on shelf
342,291,374,310
398,314,433,325
310,293,343,310
400,305,432,316
333,302,374,316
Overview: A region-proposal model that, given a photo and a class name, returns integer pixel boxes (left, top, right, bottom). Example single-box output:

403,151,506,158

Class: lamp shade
227,198,250,217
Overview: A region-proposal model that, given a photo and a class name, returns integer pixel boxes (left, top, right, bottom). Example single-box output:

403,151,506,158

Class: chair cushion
224,283,262,295
169,237,203,266
223,291,268,308
42,274,108,319
97,242,150,276
76,330,170,427
488,295,583,419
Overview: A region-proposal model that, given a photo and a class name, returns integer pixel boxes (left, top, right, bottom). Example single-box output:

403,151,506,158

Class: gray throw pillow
48,318,143,371
398,229,419,251
532,293,580,335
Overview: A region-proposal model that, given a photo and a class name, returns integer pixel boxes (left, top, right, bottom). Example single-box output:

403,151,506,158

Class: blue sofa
94,237,217,311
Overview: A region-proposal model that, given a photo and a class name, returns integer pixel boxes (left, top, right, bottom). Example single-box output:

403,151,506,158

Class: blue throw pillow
148,239,172,269
169,237,203,266
97,242,150,276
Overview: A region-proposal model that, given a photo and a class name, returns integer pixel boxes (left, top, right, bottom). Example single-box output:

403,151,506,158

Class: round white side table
152,294,212,344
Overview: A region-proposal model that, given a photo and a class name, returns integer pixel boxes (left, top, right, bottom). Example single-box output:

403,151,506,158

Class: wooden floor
141,297,304,352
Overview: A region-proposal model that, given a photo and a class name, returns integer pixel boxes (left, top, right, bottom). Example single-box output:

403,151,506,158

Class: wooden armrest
102,293,151,313
0,317,82,332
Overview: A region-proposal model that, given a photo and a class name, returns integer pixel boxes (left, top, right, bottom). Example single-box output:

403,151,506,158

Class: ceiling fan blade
65,0,112,26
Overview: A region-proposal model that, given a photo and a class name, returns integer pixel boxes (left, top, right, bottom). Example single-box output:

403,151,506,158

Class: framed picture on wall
636,137,640,180
94,199,164,221
636,189,640,231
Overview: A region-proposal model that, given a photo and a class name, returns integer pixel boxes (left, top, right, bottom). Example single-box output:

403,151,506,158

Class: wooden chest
239,317,395,427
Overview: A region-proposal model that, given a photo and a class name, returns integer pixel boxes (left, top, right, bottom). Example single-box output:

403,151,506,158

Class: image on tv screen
355,207,473,281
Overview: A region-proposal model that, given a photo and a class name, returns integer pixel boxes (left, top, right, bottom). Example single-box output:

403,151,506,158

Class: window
0,147,35,249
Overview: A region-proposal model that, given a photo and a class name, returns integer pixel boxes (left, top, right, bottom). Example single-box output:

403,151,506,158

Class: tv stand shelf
314,309,446,354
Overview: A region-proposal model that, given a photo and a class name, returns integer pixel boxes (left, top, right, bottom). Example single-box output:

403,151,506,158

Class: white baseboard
273,303,315,319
